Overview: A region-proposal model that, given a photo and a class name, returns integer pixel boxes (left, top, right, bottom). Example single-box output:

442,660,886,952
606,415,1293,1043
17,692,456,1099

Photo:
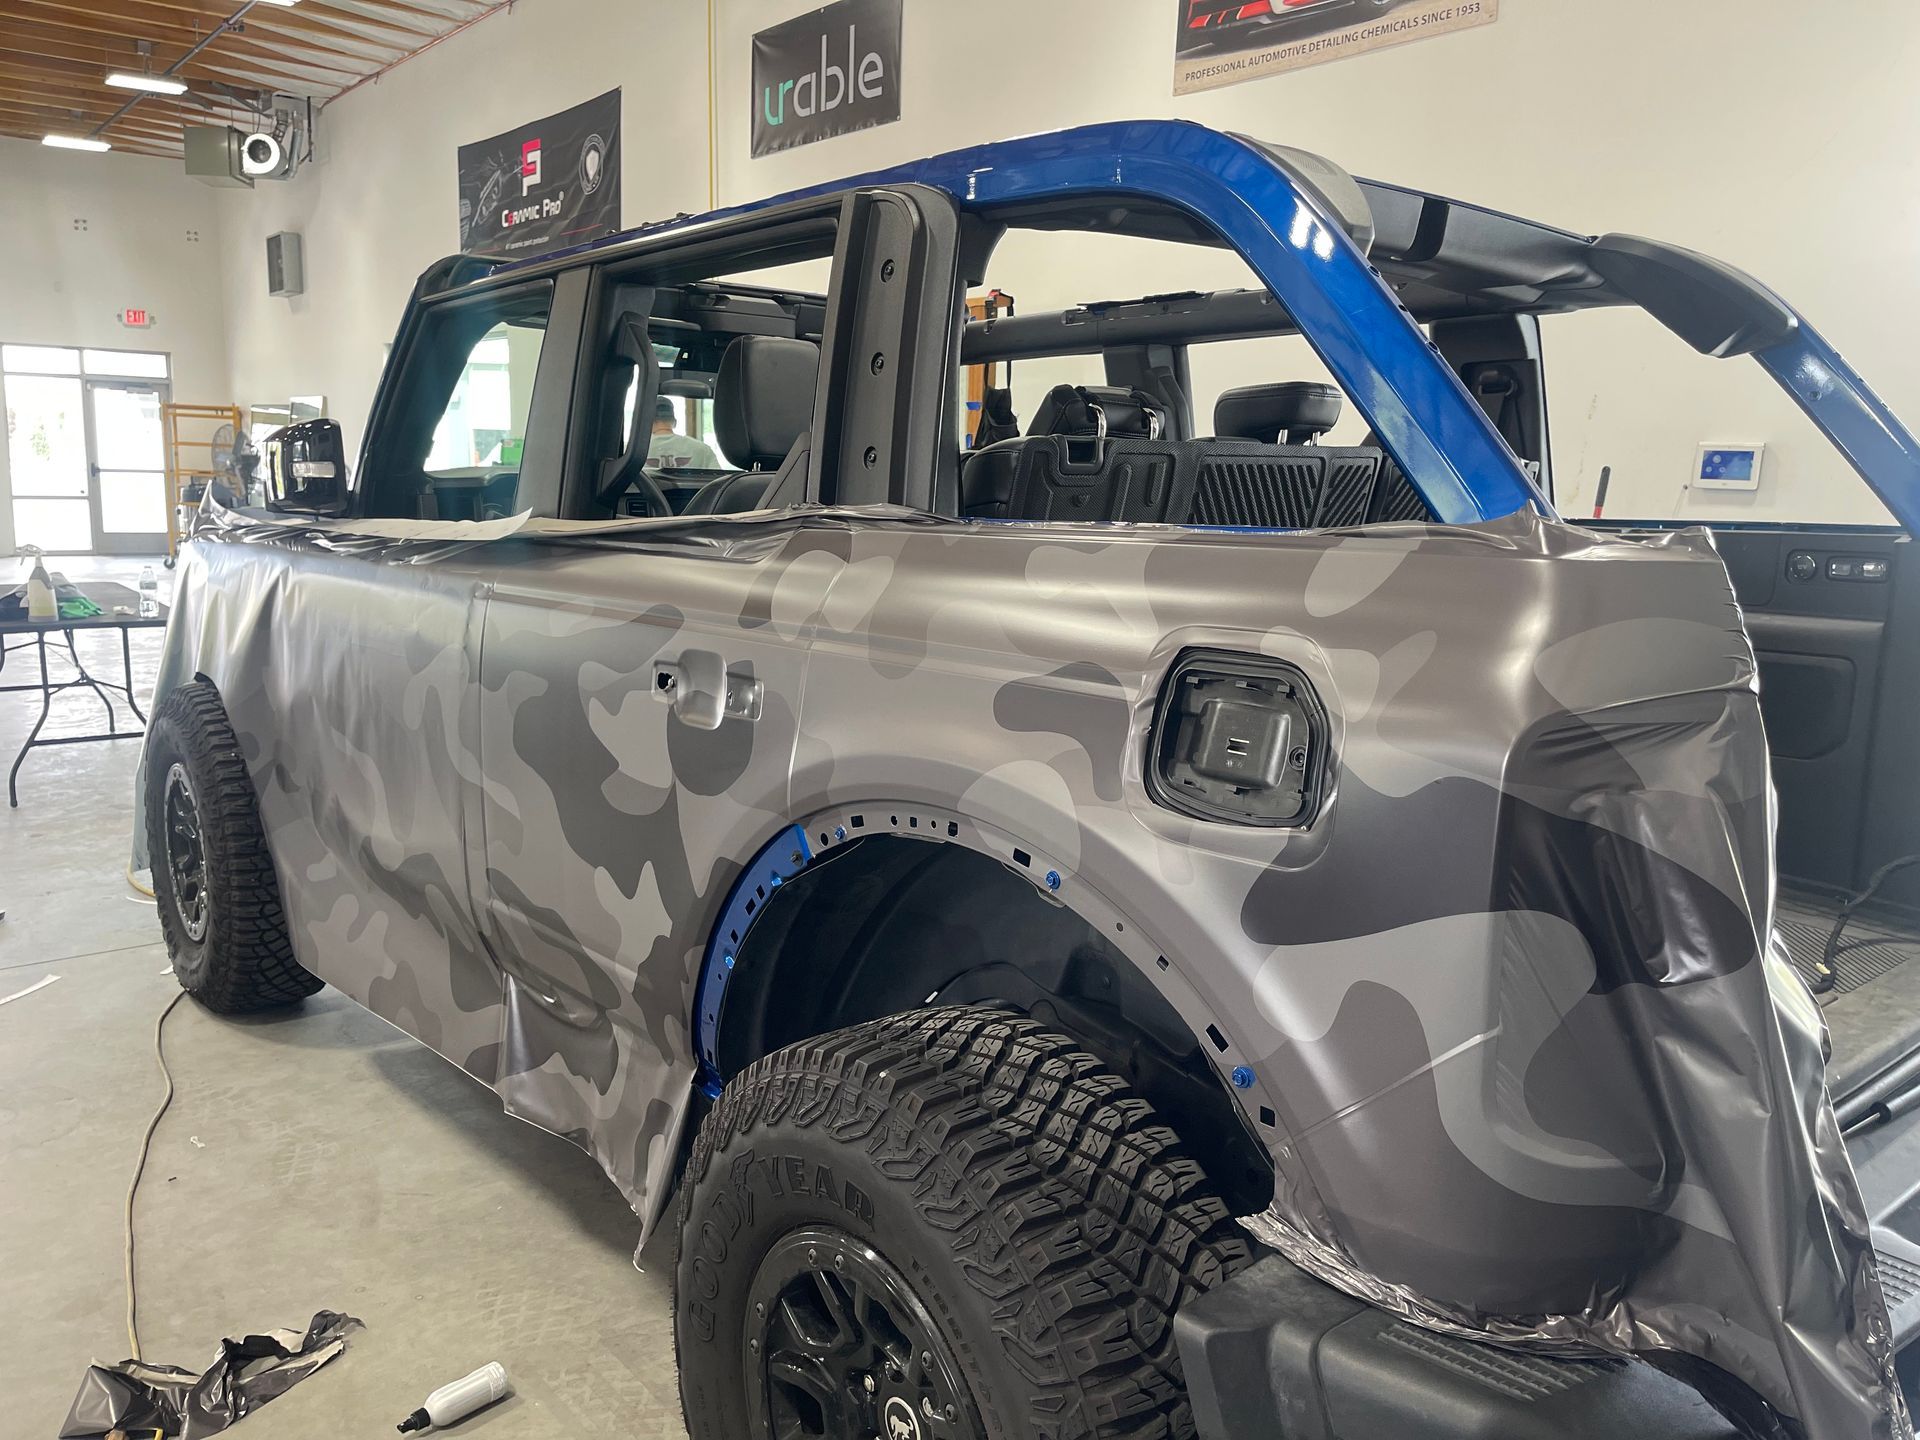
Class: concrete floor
2,556,687,1438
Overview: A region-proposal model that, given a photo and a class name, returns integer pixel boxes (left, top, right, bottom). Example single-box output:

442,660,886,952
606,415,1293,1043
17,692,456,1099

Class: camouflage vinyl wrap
138,502,1905,1440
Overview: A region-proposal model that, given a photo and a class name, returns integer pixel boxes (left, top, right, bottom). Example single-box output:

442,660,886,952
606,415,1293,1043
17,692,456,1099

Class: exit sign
121,307,152,328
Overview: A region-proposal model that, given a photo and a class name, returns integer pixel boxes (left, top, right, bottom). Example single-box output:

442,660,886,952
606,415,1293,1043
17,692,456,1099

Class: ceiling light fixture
43,134,112,152
105,72,189,95
254,0,302,6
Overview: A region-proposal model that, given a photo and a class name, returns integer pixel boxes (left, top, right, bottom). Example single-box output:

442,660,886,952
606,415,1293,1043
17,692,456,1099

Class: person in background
646,397,721,470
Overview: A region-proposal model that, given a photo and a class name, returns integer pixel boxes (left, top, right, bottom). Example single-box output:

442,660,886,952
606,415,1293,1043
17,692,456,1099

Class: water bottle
138,564,159,619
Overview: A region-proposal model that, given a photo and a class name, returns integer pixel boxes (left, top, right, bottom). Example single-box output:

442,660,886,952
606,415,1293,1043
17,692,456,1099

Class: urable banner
751,0,901,158
457,89,620,258
1174,0,1498,94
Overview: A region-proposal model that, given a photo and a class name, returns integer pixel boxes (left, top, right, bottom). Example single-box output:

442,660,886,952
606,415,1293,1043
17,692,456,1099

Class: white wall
0,139,233,554
215,0,711,461
712,0,1919,526
212,0,1920,526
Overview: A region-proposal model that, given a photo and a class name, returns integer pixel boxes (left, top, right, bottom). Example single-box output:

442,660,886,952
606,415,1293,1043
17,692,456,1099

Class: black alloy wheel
748,1227,980,1440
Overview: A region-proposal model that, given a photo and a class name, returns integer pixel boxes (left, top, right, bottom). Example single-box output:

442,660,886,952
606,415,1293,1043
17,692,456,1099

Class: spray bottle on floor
396,1362,511,1432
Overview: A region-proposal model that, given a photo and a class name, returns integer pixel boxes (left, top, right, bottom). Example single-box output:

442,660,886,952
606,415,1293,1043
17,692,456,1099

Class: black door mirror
263,419,351,515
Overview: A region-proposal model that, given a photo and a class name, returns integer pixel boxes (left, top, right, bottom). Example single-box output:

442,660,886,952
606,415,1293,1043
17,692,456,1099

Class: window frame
357,272,586,520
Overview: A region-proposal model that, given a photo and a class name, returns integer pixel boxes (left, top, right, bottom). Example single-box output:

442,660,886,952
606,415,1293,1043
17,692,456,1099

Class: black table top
0,579,169,634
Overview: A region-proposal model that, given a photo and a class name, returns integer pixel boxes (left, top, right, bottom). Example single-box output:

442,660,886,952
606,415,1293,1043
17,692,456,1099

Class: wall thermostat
1694,443,1764,491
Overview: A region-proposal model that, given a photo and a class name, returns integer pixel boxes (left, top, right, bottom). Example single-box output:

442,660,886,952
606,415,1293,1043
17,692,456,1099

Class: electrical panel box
183,125,252,189
267,232,305,298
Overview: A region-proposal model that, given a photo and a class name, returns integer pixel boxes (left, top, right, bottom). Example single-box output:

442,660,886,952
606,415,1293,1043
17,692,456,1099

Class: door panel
1713,529,1907,892
473,531,835,1185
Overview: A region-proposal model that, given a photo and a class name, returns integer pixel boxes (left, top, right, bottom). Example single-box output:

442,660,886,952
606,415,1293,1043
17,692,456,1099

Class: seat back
685,335,818,514
961,378,1421,528
714,335,818,470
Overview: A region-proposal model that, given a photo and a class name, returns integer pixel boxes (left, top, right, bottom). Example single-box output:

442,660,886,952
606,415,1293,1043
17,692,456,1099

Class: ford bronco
136,121,1920,1440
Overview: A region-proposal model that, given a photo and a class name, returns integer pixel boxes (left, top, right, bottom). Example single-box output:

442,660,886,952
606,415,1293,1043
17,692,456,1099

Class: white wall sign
1174,0,1500,95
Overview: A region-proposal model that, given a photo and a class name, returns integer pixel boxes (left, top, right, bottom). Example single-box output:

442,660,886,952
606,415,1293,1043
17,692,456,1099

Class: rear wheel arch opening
708,827,1275,1216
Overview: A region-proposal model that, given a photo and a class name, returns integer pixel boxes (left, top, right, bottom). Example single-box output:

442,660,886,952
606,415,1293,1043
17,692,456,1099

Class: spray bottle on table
25,554,56,622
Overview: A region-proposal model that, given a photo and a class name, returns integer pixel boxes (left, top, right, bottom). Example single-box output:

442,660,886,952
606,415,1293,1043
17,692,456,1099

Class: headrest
715,336,818,470
1029,384,1165,440
1214,381,1342,444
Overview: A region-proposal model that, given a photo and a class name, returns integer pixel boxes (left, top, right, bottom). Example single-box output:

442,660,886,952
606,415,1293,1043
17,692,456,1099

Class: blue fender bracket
693,824,814,1097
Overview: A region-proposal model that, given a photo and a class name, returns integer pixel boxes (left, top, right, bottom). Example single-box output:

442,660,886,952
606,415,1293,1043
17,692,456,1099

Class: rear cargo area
1779,886,1920,1108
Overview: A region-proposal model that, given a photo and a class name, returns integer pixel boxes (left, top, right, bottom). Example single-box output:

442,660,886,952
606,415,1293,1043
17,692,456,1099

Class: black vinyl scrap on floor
58,1311,361,1440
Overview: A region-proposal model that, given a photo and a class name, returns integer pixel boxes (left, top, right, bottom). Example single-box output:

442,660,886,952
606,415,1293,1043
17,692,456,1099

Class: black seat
1214,380,1433,522
960,378,1418,530
1211,381,1341,444
683,335,818,515
961,384,1168,518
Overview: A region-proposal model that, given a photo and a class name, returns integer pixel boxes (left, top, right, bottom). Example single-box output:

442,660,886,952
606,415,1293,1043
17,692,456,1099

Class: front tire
144,680,321,1013
674,1006,1251,1439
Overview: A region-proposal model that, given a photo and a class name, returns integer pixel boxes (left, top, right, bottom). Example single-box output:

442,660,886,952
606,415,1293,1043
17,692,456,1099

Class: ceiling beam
5,0,511,147
0,20,364,86
0,31,343,97
83,0,429,58
0,100,189,145
10,0,396,71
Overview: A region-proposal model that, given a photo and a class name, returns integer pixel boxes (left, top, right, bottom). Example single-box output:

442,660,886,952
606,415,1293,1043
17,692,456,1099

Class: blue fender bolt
1230,1066,1255,1089
834,826,847,841
1044,870,1061,892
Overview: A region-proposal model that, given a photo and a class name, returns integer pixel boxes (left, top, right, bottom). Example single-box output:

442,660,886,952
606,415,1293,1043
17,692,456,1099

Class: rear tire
145,680,321,1013
674,1005,1251,1439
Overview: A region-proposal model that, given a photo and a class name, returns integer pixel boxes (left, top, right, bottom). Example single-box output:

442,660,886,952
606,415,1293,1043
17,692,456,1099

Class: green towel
57,595,103,620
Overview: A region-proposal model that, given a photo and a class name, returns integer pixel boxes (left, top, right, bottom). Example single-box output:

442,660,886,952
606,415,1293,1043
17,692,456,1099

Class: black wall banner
457,89,620,258
751,0,901,158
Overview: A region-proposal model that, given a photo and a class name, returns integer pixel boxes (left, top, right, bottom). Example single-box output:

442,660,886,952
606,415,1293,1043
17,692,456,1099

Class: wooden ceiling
0,0,511,160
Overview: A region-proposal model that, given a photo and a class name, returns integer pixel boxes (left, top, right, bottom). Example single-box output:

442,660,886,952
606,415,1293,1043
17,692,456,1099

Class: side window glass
365,284,552,521
426,317,545,475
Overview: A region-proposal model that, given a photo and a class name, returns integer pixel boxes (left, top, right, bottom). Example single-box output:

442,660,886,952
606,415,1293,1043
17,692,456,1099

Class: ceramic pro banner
751,0,901,157
457,90,620,257
1175,0,1497,94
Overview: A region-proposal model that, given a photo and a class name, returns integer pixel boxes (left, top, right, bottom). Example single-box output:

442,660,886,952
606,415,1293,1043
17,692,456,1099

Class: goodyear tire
674,1006,1251,1439
144,680,321,1013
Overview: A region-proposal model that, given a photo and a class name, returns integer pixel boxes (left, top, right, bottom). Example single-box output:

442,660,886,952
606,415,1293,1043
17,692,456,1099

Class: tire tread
146,680,320,1013
677,1005,1251,1439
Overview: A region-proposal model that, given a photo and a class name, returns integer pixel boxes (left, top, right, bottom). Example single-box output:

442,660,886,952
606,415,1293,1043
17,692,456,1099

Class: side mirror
263,418,351,516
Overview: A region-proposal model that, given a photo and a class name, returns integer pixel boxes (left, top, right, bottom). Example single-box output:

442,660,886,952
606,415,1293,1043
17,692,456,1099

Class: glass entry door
4,370,91,551
4,344,171,554
86,380,169,554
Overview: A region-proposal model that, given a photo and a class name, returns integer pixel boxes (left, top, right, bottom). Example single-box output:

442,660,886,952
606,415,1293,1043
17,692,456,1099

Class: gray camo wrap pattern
136,501,1906,1440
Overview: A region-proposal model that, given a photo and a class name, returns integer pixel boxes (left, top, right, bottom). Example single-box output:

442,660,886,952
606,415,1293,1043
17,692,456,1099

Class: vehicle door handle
653,652,762,729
